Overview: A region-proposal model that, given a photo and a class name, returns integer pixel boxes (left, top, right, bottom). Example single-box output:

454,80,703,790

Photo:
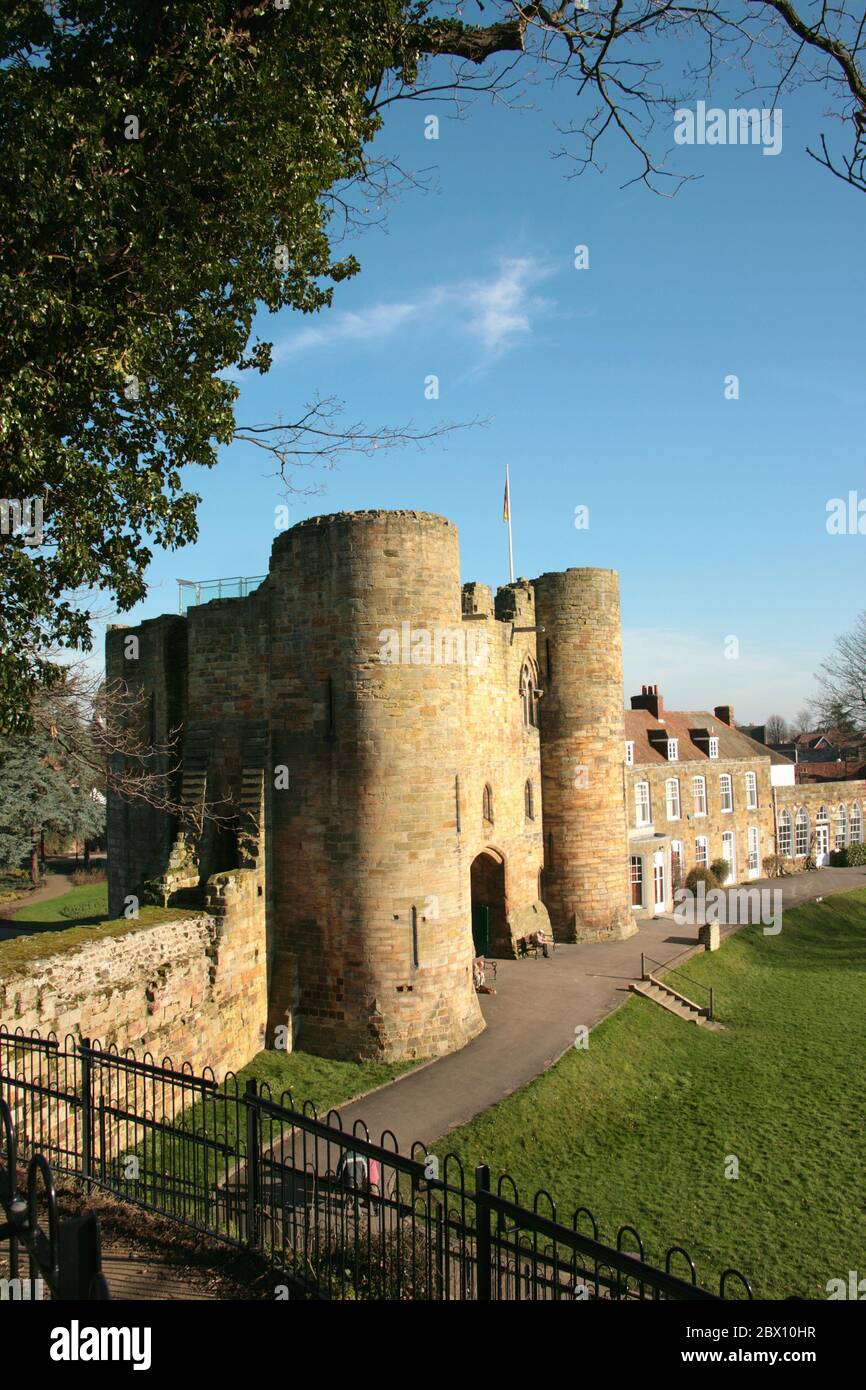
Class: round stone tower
266,510,484,1061
533,568,634,942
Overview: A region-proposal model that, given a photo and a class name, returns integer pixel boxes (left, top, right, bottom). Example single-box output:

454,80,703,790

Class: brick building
106,509,866,1061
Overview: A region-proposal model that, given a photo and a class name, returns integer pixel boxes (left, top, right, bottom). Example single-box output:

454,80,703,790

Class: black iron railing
641,951,716,1022
0,1095,108,1300
0,1027,752,1301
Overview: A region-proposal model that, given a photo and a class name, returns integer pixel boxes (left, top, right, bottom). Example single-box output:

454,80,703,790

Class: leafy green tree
0,0,429,732
1,1,863,736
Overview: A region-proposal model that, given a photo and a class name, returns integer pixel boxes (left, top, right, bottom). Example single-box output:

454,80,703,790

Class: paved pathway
335,865,866,1153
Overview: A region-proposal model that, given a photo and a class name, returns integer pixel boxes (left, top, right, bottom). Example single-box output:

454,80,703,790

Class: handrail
641,952,716,1021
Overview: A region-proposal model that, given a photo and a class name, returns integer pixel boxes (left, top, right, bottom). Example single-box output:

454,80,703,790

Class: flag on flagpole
504,465,514,583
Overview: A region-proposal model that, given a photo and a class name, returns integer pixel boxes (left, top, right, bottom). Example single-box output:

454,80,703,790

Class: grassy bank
431,890,866,1299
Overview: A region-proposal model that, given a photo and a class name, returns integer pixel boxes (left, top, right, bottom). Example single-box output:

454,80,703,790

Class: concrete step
630,979,724,1030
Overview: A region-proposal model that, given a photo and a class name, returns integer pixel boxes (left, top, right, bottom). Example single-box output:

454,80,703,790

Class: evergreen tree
0,730,105,884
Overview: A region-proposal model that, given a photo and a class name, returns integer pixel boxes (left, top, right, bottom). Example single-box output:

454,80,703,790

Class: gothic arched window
520,659,539,729
483,784,494,825
777,808,792,857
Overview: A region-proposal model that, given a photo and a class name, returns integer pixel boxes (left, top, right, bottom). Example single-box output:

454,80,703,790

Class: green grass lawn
432,889,866,1300
10,881,109,926
238,1047,418,1113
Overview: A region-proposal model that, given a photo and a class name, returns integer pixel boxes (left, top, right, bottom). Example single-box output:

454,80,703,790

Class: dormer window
708,737,719,759
625,741,634,766
667,739,678,761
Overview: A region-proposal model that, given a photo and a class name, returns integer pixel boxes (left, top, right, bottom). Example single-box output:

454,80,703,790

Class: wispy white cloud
274,299,427,360
462,256,555,357
272,255,556,365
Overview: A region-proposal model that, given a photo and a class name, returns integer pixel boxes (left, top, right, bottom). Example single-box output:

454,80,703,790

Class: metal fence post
79,1038,92,1187
245,1078,260,1251
475,1164,492,1301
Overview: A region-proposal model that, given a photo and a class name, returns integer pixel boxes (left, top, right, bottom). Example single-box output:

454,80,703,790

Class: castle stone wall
533,569,633,942
458,579,545,955
0,867,267,1080
106,616,187,920
265,511,485,1060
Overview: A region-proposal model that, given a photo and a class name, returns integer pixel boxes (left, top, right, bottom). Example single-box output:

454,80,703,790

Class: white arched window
745,771,758,810
851,804,862,844
835,804,848,851
795,807,809,857
777,809,792,857
665,778,681,820
693,776,707,817
635,781,651,827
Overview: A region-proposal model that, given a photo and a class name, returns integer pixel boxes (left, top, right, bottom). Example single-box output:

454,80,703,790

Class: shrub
762,854,789,878
71,867,107,885
684,865,720,894
710,858,732,884
833,843,862,867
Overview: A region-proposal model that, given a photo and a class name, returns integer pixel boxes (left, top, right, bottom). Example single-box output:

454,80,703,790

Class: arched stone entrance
470,849,507,957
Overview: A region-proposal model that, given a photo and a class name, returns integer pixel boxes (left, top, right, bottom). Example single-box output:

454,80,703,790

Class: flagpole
505,464,515,583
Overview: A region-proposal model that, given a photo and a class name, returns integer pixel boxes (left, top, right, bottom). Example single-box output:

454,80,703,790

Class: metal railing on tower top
177,575,266,614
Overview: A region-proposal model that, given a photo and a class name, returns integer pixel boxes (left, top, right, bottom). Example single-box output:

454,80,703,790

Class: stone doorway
470,849,507,956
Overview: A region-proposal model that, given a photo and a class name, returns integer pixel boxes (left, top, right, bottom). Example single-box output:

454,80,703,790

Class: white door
815,823,830,865
652,851,666,915
747,827,760,880
721,831,736,883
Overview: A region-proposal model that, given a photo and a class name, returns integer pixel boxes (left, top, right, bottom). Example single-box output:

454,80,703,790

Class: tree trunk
30,841,40,888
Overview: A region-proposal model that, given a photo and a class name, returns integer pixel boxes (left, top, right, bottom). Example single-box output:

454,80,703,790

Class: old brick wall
0,868,267,1080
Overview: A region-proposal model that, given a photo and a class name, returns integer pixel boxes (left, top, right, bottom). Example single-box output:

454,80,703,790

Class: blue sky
106,46,866,724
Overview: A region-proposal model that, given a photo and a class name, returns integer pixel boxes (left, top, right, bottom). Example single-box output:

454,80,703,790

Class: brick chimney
631,683,663,720
714,704,734,727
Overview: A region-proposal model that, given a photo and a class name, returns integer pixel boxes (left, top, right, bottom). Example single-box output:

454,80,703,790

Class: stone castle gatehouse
107,508,865,1062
